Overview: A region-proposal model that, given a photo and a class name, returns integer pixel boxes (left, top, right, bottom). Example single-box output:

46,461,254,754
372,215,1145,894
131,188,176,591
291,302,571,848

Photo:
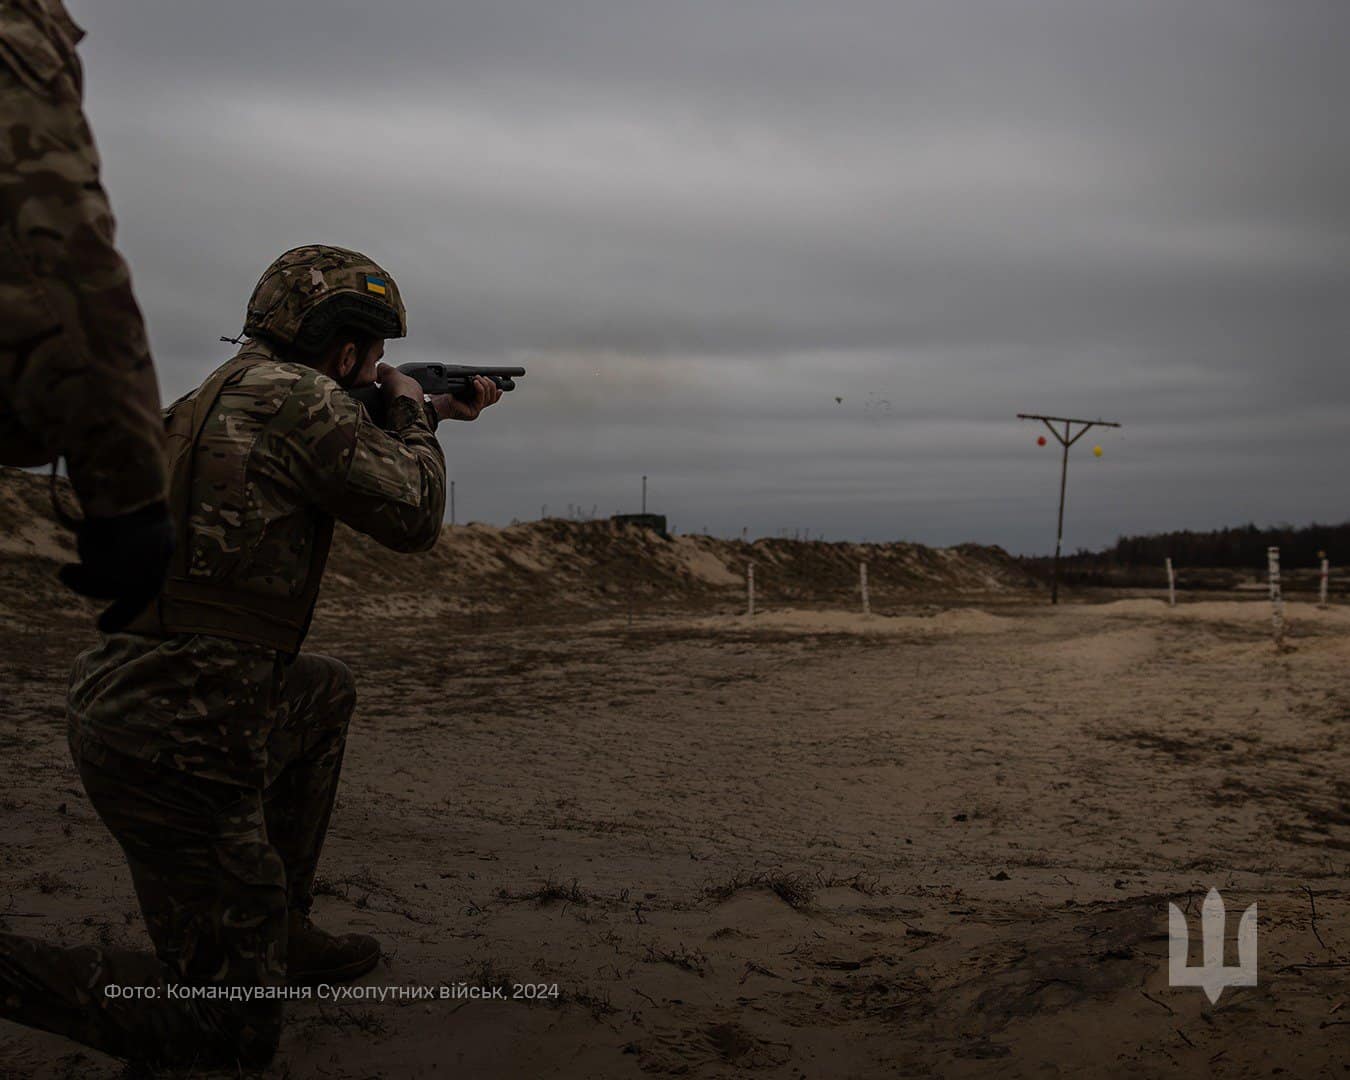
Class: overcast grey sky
75,1,1349,553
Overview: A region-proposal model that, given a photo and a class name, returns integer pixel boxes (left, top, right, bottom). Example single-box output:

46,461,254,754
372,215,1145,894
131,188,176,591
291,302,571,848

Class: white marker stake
860,562,871,616
1320,558,1329,609
1267,546,1284,647
1165,557,1176,607
747,562,756,619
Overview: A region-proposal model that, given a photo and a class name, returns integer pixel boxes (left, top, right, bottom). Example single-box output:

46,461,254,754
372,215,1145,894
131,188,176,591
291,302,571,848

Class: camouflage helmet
244,244,407,352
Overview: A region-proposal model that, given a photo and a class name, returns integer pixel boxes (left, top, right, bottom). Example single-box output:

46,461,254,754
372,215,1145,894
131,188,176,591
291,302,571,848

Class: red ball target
1036,435,1047,446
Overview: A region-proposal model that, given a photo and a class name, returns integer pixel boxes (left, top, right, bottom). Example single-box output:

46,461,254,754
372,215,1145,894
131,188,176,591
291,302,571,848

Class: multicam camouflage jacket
0,1,83,92
218,349,442,543
138,340,446,639
68,341,446,781
0,0,168,516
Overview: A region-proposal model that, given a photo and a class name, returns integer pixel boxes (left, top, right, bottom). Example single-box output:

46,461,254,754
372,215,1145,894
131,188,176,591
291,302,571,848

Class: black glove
58,502,175,633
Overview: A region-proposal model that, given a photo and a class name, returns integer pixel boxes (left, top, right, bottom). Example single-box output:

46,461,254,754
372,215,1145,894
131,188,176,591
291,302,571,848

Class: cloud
67,0,1350,552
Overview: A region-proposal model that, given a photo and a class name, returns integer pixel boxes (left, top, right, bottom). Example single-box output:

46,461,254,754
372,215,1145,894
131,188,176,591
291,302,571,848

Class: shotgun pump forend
348,362,525,427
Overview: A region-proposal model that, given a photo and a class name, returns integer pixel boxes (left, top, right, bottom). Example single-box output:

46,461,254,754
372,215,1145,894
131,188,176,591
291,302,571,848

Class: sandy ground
1,597,1348,1078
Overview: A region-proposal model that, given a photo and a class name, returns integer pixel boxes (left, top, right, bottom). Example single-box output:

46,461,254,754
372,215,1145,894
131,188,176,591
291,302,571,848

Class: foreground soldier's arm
281,367,448,552
0,0,167,516
0,0,173,631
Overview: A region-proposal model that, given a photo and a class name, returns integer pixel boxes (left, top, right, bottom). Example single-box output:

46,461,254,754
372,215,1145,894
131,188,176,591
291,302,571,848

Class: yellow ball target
1092,445,1103,457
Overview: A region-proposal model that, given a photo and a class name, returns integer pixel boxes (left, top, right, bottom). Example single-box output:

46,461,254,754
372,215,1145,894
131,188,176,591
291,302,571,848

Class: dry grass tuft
703,870,816,910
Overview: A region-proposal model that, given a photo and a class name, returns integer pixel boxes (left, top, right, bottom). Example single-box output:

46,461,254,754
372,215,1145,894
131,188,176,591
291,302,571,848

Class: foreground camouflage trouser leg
0,50,165,515
0,651,356,1065
0,933,277,1067
264,653,357,912
0,750,285,1068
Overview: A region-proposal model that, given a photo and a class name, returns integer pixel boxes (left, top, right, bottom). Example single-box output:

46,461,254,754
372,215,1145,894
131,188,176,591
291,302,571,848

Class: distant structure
1017,411,1122,605
612,513,669,539
612,474,668,537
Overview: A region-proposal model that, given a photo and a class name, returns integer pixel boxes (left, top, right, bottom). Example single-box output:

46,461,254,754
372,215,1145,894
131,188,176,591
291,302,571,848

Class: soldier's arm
0,7,167,517
280,372,447,553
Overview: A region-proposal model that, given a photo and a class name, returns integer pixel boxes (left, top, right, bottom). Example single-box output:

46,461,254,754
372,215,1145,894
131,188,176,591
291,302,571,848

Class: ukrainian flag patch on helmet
364,275,388,296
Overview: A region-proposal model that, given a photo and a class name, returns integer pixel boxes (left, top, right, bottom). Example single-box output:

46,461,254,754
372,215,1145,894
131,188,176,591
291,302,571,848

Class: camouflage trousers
0,651,356,1068
0,41,165,517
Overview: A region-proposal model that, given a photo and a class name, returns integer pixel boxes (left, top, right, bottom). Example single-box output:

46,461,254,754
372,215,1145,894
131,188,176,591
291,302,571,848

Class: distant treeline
1055,522,1350,569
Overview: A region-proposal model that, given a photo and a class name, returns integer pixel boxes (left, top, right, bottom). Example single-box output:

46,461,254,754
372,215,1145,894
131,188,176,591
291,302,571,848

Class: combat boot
287,913,381,985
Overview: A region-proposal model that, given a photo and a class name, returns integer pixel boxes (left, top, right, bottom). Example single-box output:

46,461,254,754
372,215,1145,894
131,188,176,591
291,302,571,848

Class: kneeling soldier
0,245,502,1067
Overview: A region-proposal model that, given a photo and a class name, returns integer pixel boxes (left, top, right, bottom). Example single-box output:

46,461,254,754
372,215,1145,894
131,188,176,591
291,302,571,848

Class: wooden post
1017,413,1121,605
450,480,455,526
747,562,756,618
1267,546,1284,647
1051,422,1070,604
1320,557,1330,609
860,562,871,615
1165,557,1176,607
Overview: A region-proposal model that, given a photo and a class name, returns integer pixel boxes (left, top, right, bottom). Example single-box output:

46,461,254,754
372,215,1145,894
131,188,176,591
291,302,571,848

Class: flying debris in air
862,393,893,423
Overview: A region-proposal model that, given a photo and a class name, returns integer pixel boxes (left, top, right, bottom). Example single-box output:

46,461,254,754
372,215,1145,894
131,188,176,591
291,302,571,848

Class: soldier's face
336,340,386,388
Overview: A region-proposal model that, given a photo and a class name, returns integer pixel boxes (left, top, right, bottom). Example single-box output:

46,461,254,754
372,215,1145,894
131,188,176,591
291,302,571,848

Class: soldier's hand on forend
433,375,503,422
58,502,175,633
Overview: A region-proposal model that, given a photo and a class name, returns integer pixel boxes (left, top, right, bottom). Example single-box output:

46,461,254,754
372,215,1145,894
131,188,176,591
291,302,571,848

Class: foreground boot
287,914,381,985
